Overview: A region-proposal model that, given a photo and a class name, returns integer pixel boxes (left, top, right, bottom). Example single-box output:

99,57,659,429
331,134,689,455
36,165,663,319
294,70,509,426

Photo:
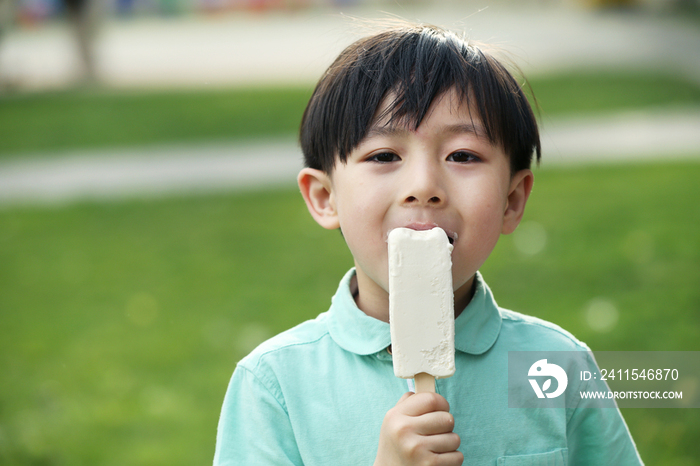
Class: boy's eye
447,151,481,163
368,152,400,163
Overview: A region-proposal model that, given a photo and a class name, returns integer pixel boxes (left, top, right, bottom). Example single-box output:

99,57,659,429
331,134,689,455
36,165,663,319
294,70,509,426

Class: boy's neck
453,277,477,319
351,269,476,323
352,271,391,323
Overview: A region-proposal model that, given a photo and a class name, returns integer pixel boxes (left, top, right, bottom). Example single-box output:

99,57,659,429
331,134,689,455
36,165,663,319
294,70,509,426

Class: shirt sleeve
213,364,303,466
565,370,644,466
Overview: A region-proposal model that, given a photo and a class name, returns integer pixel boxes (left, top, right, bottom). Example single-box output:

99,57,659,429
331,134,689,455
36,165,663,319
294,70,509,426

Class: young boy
214,24,643,465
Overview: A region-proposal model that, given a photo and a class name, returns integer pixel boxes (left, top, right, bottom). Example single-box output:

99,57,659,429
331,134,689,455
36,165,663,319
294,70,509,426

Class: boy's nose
401,161,446,207
404,193,442,205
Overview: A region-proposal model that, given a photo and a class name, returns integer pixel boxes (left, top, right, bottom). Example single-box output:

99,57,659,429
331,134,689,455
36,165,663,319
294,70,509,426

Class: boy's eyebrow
441,123,488,139
364,125,407,139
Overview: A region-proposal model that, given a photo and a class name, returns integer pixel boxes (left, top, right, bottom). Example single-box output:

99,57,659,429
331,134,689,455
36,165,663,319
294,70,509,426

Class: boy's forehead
368,89,487,139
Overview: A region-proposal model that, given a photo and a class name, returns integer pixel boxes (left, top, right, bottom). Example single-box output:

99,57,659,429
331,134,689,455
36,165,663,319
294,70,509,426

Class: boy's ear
297,168,340,230
502,169,534,235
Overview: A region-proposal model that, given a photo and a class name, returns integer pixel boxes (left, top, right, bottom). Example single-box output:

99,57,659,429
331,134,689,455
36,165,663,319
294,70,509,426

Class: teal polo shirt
214,269,642,465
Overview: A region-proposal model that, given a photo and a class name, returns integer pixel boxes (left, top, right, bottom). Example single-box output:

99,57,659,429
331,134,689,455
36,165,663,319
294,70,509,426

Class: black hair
299,24,541,175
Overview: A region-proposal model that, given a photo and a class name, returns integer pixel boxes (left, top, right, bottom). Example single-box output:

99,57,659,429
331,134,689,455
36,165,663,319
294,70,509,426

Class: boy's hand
374,392,463,466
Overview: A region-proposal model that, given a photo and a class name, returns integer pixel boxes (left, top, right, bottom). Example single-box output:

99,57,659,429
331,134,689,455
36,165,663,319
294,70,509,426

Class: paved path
1,108,699,206
0,138,303,205
2,2,700,89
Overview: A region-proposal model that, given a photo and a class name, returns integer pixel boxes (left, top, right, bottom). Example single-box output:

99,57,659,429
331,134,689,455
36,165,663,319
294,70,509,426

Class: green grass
0,86,313,157
0,189,352,466
1,160,699,465
1,69,700,157
526,70,700,118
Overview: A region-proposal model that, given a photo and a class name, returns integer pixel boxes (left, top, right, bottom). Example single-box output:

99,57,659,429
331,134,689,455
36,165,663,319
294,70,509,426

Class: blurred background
0,0,699,465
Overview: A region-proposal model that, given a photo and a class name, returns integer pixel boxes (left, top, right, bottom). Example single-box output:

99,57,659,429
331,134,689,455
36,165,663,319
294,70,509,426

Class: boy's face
299,89,533,322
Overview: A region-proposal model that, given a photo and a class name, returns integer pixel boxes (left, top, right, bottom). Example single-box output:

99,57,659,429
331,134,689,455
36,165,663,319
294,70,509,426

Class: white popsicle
388,227,455,393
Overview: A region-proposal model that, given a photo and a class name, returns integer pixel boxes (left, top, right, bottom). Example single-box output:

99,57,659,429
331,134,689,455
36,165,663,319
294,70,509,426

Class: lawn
0,86,314,157
1,161,698,465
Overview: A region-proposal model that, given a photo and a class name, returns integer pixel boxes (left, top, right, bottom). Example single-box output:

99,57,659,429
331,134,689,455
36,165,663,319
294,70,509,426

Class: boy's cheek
346,237,390,283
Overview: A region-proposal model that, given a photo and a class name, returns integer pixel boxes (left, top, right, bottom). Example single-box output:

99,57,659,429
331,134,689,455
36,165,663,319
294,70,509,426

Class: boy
214,24,643,465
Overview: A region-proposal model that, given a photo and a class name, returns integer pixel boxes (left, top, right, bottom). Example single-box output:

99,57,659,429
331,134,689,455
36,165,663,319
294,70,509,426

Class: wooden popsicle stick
414,372,435,393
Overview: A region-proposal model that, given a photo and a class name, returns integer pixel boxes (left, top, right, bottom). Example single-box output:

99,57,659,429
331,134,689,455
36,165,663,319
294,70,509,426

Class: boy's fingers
426,432,461,453
415,411,456,435
399,392,450,417
431,450,464,466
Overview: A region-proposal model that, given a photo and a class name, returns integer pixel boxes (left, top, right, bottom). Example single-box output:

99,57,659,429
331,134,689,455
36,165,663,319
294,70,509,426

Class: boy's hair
299,23,541,175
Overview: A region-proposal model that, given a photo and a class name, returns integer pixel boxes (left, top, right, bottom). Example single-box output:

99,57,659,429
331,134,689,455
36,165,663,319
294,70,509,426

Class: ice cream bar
388,227,455,392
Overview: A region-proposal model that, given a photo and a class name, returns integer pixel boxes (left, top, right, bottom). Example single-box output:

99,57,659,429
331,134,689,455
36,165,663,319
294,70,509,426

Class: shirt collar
453,272,502,355
327,268,502,356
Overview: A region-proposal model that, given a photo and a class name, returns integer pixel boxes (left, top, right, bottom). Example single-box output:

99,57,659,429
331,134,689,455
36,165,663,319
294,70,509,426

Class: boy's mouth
392,223,457,245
